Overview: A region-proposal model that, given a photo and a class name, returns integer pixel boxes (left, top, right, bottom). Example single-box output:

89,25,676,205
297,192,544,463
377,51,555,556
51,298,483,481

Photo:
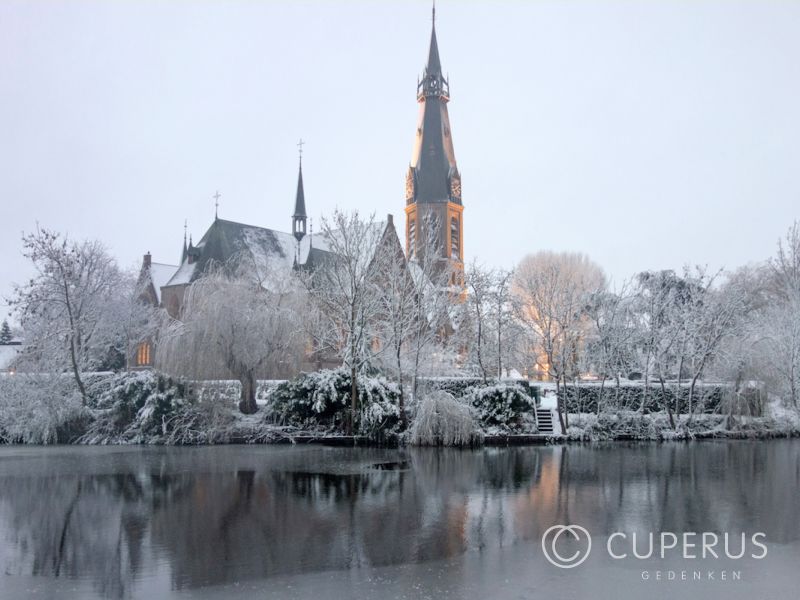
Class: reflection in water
0,442,798,598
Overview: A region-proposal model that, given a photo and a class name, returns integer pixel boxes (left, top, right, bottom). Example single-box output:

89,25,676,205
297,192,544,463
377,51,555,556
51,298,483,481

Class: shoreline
3,428,798,448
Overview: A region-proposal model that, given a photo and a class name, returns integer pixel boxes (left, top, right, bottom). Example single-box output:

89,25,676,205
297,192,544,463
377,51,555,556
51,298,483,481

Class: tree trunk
497,316,503,379
476,316,487,384
349,364,358,436
597,375,606,416
659,376,675,430
396,344,407,428
68,336,88,405
675,356,684,422
238,371,257,414
555,376,567,433
641,369,649,413
688,374,701,424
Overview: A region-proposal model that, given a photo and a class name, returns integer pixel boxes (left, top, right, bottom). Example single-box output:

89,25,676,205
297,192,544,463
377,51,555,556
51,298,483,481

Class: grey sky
2,0,799,318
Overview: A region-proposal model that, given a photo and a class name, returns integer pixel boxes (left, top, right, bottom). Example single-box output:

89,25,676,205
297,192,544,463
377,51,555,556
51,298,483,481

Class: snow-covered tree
758,222,800,407
305,209,386,433
584,285,637,412
464,260,494,382
461,263,517,381
679,268,746,419
158,261,303,414
490,268,518,378
0,319,12,344
512,251,605,430
405,222,456,399
370,220,417,424
9,228,127,403
770,220,800,301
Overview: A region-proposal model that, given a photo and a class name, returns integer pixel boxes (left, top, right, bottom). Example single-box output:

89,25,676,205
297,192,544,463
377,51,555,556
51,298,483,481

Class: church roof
163,218,332,288
149,262,178,303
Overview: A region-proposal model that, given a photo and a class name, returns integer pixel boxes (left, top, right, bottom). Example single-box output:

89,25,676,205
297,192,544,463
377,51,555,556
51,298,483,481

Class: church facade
132,9,465,372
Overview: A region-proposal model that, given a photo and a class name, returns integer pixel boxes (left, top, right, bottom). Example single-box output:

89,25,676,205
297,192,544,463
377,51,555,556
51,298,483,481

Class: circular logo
541,525,592,569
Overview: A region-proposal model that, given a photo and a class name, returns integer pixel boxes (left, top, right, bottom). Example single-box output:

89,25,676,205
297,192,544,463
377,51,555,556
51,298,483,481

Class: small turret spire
292,140,308,242
181,219,188,263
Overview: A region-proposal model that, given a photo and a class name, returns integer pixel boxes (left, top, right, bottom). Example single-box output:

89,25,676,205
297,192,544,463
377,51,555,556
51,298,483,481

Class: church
133,8,465,370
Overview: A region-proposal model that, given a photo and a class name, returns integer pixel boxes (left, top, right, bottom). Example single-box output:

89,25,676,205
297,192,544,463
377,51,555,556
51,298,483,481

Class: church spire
405,5,464,274
292,139,307,242
426,3,442,79
419,6,447,100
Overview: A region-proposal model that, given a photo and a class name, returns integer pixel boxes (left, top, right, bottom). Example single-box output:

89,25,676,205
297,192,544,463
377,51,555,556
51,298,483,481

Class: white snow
149,263,178,302
0,345,21,371
164,261,196,286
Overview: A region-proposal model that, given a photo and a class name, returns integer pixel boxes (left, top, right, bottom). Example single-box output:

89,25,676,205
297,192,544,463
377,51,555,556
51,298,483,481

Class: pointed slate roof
410,13,459,205
426,18,442,77
293,161,307,218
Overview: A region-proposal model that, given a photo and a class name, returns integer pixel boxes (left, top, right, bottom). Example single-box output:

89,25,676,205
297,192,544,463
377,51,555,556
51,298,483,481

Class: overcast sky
2,0,799,319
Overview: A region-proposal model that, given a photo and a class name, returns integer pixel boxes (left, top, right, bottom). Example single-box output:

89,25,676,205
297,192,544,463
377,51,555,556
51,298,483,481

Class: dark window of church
408,219,416,257
136,342,152,366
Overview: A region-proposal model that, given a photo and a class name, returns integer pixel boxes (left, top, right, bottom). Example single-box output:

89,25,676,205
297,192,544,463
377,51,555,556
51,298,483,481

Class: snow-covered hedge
268,368,402,440
560,383,726,414
419,377,540,403
565,411,729,441
463,383,536,433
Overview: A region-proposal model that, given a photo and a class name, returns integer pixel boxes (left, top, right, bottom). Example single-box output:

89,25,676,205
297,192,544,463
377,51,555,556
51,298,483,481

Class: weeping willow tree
157,262,304,414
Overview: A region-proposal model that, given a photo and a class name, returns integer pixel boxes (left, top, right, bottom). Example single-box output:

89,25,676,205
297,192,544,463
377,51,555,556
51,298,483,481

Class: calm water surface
1,441,798,599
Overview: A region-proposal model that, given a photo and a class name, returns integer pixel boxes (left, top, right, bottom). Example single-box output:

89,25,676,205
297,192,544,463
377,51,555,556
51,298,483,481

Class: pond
0,441,798,599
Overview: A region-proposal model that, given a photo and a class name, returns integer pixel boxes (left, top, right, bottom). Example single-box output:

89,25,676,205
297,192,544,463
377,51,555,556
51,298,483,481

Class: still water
0,441,798,599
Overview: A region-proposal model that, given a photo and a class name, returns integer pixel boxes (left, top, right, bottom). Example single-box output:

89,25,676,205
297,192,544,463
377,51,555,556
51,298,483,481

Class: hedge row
559,383,726,414
418,377,540,403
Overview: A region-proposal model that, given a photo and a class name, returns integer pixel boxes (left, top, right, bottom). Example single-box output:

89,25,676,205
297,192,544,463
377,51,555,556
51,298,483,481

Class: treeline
4,216,799,437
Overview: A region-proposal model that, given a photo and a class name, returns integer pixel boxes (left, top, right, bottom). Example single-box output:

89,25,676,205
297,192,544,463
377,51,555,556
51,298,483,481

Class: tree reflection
0,441,798,597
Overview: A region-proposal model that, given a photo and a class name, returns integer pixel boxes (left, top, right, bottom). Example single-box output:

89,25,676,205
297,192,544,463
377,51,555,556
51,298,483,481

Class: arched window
136,342,152,367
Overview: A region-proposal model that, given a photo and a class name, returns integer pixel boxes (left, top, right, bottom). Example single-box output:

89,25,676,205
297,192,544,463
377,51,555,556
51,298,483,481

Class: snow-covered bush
0,374,89,444
463,383,536,432
410,391,482,446
188,379,286,404
80,370,188,443
268,368,402,439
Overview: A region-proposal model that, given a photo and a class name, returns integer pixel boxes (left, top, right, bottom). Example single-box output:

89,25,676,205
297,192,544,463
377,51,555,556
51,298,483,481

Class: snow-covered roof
163,218,334,289
149,262,178,303
165,261,197,287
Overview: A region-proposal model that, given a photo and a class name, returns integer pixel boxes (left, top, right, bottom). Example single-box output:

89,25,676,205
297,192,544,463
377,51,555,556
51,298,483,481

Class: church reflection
1,442,799,598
